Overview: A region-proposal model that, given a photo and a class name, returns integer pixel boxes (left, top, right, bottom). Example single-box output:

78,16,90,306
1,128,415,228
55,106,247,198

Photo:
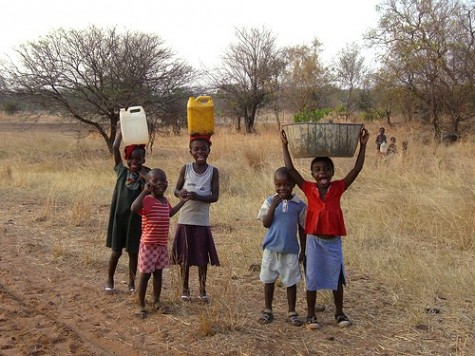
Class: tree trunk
235,116,241,131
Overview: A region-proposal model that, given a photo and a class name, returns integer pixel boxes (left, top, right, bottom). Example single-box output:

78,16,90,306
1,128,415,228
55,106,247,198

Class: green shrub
294,108,332,123
360,108,386,121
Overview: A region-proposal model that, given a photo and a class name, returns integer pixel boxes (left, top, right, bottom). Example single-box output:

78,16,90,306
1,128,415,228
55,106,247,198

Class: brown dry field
0,118,474,355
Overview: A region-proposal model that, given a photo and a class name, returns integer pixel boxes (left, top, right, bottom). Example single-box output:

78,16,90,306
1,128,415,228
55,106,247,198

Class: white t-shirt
177,162,214,226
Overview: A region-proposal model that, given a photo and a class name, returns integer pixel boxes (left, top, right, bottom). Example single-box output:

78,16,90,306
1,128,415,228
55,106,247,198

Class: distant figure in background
379,139,389,157
105,122,150,294
171,135,220,304
257,167,307,326
387,137,397,156
402,141,408,153
375,127,387,154
131,168,188,318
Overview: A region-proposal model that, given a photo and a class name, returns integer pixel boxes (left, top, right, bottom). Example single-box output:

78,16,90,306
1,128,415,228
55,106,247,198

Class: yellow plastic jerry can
187,96,214,135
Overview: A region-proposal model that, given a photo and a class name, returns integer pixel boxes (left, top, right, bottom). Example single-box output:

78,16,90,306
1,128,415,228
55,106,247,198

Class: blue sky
1,0,381,68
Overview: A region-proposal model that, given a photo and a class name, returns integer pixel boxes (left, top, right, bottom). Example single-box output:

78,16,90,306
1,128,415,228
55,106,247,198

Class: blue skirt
306,235,346,291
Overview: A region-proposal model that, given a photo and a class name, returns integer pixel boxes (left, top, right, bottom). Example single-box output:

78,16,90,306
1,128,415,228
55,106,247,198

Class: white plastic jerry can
119,106,149,145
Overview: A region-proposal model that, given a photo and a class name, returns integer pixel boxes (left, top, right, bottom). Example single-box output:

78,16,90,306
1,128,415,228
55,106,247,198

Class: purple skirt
171,224,220,267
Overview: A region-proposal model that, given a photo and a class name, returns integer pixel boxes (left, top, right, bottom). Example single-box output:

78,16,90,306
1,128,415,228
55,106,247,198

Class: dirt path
1,193,471,355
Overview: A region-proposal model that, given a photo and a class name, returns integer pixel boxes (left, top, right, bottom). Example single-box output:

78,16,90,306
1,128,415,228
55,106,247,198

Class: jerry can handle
196,95,212,103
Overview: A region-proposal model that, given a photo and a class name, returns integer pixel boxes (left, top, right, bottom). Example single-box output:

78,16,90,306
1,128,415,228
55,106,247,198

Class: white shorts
259,249,302,287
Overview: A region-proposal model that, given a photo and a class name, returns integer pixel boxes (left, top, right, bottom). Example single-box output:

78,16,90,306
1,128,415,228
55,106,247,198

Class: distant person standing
105,123,150,294
387,137,397,156
375,127,387,155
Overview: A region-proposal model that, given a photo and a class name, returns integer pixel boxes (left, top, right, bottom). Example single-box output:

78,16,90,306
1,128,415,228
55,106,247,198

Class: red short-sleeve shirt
138,195,171,245
301,179,347,236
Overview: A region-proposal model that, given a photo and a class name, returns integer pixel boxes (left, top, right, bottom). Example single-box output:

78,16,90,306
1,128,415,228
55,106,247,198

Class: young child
281,126,369,329
257,167,307,326
131,168,188,318
105,124,149,294
387,136,397,155
171,135,220,303
375,127,386,154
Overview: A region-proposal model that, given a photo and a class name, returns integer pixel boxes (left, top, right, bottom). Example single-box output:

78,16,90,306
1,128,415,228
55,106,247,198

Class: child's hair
274,166,293,182
189,135,212,149
146,168,166,181
379,127,385,132
390,136,396,143
124,144,146,160
310,157,334,171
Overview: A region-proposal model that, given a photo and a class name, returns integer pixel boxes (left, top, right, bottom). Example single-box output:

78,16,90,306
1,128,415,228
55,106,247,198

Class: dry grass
0,116,474,354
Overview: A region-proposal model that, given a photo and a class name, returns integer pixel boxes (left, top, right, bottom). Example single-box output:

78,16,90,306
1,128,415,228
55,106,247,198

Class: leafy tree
1,26,195,152
282,39,332,114
211,27,286,133
333,43,366,119
367,0,475,139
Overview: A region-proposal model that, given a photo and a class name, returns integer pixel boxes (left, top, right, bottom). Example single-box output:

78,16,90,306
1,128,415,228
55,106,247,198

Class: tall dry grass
0,116,474,352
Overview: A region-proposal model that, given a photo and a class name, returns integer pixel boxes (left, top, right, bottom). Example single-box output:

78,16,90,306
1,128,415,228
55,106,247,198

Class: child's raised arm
343,127,369,189
281,130,304,189
113,123,122,167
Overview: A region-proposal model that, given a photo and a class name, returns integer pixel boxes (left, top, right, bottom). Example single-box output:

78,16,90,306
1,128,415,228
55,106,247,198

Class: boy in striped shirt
131,168,189,317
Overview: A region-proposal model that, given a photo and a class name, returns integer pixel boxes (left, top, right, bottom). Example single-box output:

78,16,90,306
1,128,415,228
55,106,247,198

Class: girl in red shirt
131,168,189,318
281,127,369,329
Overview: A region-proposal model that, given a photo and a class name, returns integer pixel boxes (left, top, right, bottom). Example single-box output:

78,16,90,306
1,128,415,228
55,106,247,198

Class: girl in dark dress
105,124,149,293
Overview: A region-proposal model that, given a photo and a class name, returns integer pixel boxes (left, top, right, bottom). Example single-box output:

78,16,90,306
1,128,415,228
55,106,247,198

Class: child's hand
360,127,369,145
280,130,289,145
270,194,282,207
179,194,191,203
144,182,154,193
178,189,189,198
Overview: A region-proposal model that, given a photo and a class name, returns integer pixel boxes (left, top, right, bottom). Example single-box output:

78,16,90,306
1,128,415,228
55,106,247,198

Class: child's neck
152,194,166,203
192,161,208,173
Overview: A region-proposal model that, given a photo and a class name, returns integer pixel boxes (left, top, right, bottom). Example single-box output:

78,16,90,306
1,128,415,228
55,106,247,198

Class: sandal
305,315,322,330
335,313,351,328
288,312,303,327
198,295,210,304
259,310,274,324
180,295,191,302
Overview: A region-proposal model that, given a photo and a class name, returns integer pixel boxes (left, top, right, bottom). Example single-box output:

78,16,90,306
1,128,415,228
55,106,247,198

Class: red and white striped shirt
138,195,171,245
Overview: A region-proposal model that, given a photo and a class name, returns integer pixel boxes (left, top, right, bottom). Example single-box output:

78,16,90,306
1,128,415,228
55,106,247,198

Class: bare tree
211,27,286,133
1,26,195,152
367,0,475,140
